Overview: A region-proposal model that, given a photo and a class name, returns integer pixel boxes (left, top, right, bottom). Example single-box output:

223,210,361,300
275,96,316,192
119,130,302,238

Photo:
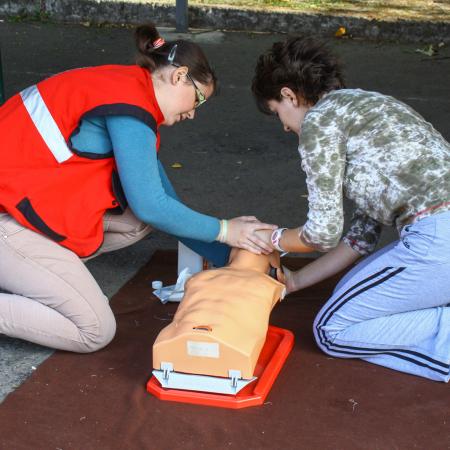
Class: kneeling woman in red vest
0,23,275,353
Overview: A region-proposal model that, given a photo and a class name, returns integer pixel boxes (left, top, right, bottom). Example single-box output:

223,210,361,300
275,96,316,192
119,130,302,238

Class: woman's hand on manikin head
226,217,277,255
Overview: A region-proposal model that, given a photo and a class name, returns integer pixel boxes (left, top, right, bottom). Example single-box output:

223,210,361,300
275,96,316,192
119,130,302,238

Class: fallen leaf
415,44,436,57
335,27,346,37
171,162,183,168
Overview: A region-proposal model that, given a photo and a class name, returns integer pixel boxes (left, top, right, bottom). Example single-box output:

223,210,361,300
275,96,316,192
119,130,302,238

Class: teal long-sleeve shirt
70,114,230,267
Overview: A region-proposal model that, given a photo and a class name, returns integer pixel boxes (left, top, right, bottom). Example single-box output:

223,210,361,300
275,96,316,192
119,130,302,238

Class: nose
283,124,291,133
180,110,195,121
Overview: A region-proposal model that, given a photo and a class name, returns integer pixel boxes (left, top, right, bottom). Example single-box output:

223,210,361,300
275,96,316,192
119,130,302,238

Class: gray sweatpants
314,210,450,382
0,210,151,353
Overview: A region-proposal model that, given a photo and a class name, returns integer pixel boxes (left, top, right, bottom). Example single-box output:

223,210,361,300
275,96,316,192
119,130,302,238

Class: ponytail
134,23,217,89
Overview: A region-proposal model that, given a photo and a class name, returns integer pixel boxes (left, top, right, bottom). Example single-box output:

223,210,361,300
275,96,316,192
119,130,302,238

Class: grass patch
150,0,450,22
7,9,51,23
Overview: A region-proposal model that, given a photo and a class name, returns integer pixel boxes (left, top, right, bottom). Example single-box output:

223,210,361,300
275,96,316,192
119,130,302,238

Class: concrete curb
1,0,449,43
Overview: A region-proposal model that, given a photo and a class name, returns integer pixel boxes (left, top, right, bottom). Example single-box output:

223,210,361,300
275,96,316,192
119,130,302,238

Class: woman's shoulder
309,88,410,123
317,88,389,107
303,89,379,126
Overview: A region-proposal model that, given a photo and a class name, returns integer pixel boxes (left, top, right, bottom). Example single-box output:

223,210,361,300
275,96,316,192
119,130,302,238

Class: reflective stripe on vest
20,85,74,163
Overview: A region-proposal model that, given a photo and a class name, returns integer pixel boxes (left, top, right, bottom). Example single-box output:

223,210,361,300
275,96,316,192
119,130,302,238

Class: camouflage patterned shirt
298,89,450,255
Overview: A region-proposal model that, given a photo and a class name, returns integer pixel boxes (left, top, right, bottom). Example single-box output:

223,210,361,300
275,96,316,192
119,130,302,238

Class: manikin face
267,87,311,137
153,66,214,126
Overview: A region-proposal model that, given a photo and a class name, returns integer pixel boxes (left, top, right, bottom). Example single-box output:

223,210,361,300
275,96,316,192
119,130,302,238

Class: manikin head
228,248,286,284
251,36,345,136
135,23,217,126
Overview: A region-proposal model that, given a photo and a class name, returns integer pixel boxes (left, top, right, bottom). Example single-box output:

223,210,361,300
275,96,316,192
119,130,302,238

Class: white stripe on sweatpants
20,85,73,163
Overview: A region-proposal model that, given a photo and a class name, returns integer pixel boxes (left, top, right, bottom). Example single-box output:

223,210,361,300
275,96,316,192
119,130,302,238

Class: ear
268,251,281,270
227,247,239,265
268,252,287,284
170,65,189,85
280,87,299,107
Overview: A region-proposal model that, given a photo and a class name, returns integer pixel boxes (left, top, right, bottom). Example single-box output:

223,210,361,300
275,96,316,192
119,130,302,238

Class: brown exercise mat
1,251,449,450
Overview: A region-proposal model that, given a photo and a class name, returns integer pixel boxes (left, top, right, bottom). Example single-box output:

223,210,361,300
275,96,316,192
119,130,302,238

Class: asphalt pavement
0,20,449,402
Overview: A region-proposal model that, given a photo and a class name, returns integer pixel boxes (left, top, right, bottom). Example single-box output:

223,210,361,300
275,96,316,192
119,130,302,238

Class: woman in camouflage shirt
252,36,450,382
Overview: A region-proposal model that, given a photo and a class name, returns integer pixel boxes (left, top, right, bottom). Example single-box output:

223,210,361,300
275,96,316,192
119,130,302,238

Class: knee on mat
78,311,117,353
312,312,341,356
131,223,152,240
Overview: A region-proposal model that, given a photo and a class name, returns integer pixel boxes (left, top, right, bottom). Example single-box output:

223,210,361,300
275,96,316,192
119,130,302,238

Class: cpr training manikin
153,249,286,383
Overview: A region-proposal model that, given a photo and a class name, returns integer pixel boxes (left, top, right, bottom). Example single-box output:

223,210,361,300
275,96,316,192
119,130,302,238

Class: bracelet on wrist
216,220,224,242
217,219,228,243
271,227,287,252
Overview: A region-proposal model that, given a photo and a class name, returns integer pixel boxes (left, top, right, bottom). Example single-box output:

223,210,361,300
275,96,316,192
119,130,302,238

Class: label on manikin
187,341,219,358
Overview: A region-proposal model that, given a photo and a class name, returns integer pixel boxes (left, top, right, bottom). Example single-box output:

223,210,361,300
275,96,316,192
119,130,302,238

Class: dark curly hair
252,36,345,114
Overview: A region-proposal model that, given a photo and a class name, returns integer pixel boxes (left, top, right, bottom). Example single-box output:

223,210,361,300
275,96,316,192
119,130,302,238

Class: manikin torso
153,250,285,379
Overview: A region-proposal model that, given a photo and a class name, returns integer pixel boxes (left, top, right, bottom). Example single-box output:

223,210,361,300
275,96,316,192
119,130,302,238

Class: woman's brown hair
134,23,217,92
252,36,345,114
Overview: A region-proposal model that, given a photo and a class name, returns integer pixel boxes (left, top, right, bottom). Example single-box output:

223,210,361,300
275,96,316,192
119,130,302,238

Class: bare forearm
254,227,315,253
287,241,361,292
279,227,316,253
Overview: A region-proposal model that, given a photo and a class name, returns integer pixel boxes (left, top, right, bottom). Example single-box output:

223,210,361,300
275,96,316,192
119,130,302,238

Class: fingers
232,216,277,229
245,224,273,253
254,222,278,231
282,266,298,293
235,233,271,255
238,232,270,254
241,241,262,255
248,234,273,254
226,217,280,254
276,267,286,284
238,215,258,222
247,222,275,233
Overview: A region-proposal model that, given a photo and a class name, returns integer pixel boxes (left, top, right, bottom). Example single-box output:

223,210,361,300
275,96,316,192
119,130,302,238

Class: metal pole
0,48,5,105
176,0,188,33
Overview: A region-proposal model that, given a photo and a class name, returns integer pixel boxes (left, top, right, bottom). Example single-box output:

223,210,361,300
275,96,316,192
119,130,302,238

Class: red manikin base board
146,325,295,409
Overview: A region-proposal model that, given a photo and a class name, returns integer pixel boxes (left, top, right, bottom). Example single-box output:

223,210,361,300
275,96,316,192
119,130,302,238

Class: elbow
128,198,163,226
318,237,341,252
130,207,161,229
322,227,343,251
307,235,341,253
302,220,343,252
132,208,151,225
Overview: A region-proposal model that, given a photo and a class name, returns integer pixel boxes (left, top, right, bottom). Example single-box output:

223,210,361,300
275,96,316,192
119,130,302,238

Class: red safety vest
0,65,164,257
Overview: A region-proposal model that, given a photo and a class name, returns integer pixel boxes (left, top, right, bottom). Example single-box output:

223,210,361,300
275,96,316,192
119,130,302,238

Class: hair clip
152,37,165,49
168,44,178,63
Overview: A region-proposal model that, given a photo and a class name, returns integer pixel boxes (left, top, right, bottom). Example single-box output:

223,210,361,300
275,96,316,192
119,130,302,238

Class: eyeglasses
168,44,207,109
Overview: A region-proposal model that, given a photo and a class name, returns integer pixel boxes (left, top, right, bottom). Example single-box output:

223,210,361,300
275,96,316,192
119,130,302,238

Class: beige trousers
0,210,151,353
